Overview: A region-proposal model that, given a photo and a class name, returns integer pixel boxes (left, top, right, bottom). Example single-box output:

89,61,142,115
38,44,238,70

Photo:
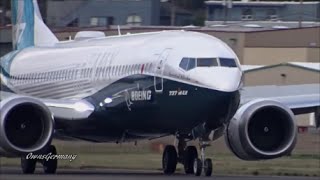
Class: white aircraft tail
11,0,59,50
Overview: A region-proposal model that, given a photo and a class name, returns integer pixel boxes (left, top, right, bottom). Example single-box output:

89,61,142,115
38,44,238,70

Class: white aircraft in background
0,0,319,176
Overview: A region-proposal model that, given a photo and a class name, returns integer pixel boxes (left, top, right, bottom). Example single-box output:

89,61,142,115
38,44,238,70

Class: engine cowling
225,99,297,160
0,95,54,156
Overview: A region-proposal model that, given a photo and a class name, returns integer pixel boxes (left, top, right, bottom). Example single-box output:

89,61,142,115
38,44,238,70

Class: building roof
244,62,320,73
205,1,320,6
205,21,320,32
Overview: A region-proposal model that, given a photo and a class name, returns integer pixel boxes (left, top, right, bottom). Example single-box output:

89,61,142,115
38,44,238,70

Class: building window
267,9,278,21
127,14,142,25
108,16,114,25
242,9,253,20
90,17,107,27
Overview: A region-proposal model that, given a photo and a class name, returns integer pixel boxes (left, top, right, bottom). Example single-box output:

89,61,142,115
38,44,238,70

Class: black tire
43,145,58,174
21,156,36,174
204,158,213,177
193,158,202,176
162,145,177,175
183,146,198,174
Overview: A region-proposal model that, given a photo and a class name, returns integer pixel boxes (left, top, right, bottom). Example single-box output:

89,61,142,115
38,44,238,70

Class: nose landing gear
161,137,213,177
193,141,212,176
162,145,177,174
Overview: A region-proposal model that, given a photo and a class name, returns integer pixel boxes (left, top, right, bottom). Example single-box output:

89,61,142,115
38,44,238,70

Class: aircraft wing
0,91,94,120
241,84,320,126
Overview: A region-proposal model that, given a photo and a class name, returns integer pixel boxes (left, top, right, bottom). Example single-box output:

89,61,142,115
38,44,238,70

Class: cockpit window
219,58,237,67
179,58,196,71
197,58,218,67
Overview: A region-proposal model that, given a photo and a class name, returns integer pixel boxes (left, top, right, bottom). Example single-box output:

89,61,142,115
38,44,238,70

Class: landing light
104,98,113,104
74,101,94,112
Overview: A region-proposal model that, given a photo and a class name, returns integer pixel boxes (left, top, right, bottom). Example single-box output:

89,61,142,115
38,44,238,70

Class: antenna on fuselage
117,25,122,36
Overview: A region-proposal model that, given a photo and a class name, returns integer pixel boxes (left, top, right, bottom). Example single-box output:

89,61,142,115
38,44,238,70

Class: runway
0,167,319,180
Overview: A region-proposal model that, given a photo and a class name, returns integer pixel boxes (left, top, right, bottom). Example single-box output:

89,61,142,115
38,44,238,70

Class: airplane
0,0,319,177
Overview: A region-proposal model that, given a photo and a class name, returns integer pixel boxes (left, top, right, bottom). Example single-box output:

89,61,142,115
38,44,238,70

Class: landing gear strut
21,145,58,174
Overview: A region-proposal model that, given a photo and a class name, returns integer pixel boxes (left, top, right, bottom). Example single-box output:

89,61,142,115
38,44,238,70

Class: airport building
242,62,320,86
45,0,161,27
205,1,320,22
45,0,194,27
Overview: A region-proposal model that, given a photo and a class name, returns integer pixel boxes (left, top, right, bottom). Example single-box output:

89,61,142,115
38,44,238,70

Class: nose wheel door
154,48,171,93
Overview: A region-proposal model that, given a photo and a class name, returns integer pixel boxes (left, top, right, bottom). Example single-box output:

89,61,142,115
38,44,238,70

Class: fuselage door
154,48,171,93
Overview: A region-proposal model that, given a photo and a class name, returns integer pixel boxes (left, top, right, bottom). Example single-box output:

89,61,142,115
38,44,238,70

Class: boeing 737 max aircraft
0,0,319,176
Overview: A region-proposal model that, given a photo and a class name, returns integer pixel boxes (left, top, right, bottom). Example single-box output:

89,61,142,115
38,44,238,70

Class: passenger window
179,58,196,71
219,58,237,67
197,58,218,67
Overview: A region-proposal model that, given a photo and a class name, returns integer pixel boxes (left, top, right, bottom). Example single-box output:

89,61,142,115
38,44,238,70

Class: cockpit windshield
197,58,218,67
179,58,196,71
179,57,238,71
219,58,238,67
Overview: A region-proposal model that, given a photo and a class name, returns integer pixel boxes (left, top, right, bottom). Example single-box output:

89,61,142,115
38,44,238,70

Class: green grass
1,132,319,177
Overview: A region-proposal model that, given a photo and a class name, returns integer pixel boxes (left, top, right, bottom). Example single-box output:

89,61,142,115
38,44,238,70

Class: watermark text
26,152,77,162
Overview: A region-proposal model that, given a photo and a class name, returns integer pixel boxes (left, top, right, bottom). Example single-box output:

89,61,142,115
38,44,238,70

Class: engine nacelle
0,95,54,156
225,99,297,160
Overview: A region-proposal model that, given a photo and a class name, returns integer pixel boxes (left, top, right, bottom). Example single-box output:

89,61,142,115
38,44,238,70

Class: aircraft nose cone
191,68,242,92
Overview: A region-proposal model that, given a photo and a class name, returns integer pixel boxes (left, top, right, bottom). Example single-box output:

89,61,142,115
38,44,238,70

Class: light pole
170,0,176,26
299,0,303,28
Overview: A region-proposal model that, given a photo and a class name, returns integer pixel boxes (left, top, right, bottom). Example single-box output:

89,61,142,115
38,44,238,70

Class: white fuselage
2,31,242,100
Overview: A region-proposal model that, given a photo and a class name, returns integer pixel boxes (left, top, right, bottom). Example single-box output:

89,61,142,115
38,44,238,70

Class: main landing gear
162,138,213,176
21,145,58,174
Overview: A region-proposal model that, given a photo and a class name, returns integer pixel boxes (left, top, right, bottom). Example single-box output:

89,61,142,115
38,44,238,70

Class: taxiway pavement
0,167,318,180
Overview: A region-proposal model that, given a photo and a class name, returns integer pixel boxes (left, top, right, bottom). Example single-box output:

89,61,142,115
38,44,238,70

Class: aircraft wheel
43,145,58,174
183,146,198,174
193,158,202,176
21,156,36,174
162,145,177,175
204,158,213,177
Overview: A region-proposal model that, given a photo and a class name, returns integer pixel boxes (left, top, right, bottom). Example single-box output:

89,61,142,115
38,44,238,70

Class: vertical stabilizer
11,0,58,50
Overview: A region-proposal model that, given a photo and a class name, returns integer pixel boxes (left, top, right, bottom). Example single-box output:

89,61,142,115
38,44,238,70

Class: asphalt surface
0,167,319,180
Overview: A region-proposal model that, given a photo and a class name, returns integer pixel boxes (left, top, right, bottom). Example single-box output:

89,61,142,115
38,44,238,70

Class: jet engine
225,99,297,160
0,95,54,156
